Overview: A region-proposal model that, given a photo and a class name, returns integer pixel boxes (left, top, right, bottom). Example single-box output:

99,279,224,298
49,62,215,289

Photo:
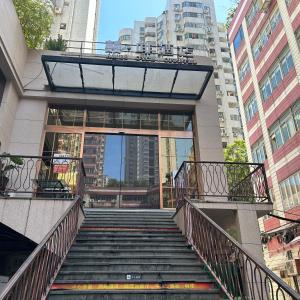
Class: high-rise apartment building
118,0,243,147
228,0,300,288
48,0,100,51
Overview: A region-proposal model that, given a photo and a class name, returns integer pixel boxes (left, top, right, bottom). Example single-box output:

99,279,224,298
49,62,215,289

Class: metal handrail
0,154,85,198
174,161,265,180
175,198,300,300
174,161,271,204
0,196,82,300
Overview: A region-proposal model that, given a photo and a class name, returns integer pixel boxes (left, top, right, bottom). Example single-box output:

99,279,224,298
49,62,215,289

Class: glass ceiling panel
42,55,213,100
47,62,82,87
114,67,145,91
143,69,177,93
172,70,207,94
82,64,113,89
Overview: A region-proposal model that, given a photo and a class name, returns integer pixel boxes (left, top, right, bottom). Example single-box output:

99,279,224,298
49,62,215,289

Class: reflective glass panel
48,108,84,126
161,138,194,208
82,65,113,89
172,70,207,94
83,134,160,209
143,69,176,93
114,67,144,91
47,62,82,87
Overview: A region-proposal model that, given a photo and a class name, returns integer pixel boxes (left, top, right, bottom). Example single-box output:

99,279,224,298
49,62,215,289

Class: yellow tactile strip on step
51,282,215,291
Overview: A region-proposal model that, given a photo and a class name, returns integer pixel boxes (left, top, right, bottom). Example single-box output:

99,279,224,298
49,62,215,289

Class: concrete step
77,231,183,237
74,237,186,243
84,218,176,225
55,270,213,281
67,250,197,257
60,262,204,272
64,256,199,264
70,244,189,251
48,289,224,300
84,216,174,221
82,224,178,229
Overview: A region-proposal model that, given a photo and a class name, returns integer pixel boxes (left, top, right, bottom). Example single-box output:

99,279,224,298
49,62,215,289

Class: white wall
8,99,47,156
0,198,72,243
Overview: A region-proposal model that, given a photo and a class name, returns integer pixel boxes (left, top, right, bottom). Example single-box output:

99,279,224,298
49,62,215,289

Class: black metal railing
0,196,82,300
62,39,197,58
177,199,300,300
0,155,85,198
175,161,270,207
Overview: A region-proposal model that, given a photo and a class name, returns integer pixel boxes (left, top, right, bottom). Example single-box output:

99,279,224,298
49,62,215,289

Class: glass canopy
42,55,213,100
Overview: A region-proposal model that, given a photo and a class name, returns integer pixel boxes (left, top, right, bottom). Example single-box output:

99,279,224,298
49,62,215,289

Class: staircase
48,209,226,299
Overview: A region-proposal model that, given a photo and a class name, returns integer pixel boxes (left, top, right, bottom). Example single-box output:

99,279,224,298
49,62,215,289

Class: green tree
224,140,248,163
225,0,240,29
44,36,67,51
224,140,254,202
13,0,53,49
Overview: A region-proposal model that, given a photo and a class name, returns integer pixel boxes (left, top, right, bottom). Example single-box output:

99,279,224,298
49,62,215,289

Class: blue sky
98,0,235,42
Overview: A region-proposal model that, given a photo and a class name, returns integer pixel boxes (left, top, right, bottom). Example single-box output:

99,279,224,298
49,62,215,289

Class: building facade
228,0,300,290
48,0,101,51
118,0,243,148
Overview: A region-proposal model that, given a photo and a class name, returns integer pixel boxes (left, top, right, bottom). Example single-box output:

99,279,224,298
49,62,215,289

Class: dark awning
42,55,213,100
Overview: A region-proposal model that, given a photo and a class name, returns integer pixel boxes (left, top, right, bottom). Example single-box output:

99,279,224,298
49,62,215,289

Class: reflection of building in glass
43,133,81,157
124,136,159,187
161,138,194,185
83,134,106,188
161,138,177,186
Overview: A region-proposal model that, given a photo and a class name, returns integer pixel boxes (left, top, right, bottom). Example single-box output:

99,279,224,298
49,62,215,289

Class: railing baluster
175,161,271,204
174,199,300,300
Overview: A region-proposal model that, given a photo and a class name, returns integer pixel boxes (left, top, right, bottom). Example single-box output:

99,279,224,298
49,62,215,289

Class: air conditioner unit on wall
54,6,62,14
285,259,300,276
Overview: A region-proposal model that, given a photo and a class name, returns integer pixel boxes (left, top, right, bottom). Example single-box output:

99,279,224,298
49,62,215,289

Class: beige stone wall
0,198,72,243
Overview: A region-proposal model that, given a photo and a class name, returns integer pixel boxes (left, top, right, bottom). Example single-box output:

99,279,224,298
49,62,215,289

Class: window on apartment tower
230,114,240,121
244,95,258,122
233,26,244,52
238,59,250,82
285,0,292,7
60,23,66,30
176,35,183,41
252,9,281,60
182,2,203,8
269,100,300,151
296,28,300,49
0,69,6,106
260,48,294,101
246,0,260,26
251,139,267,163
279,170,300,210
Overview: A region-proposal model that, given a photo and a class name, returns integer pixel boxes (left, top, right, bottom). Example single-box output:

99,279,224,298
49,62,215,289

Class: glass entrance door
83,133,160,209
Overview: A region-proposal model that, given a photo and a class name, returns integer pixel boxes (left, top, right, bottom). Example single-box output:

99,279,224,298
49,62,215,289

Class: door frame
43,125,193,209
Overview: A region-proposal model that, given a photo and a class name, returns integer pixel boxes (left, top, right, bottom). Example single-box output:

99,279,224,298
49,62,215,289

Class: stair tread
49,210,224,299
49,289,220,294
58,270,209,275
55,278,215,284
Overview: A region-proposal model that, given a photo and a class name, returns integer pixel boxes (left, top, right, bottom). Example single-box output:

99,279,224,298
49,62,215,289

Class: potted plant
0,153,23,194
